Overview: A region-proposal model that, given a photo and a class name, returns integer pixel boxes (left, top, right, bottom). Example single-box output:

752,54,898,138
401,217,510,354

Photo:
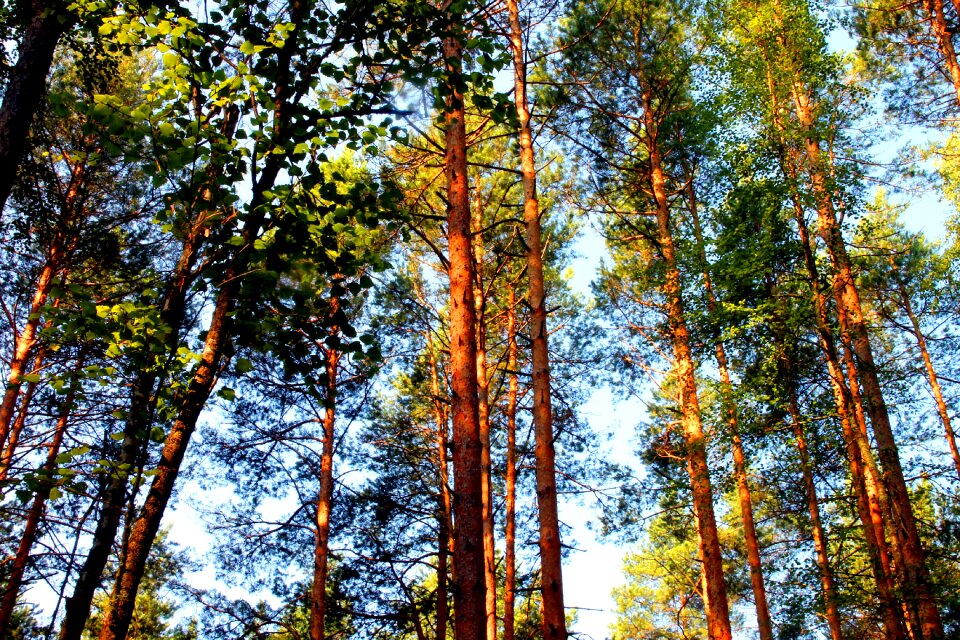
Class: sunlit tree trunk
443,14,486,640
428,333,452,640
686,174,773,640
791,84,944,639
0,352,44,482
311,302,340,640
643,94,731,640
471,182,497,640
921,0,960,105
506,3,567,638
503,288,519,640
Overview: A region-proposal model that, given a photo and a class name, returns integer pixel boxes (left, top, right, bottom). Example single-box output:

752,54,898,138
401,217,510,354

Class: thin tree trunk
0,0,74,211
443,16,486,640
472,183,497,640
893,270,960,481
428,333,451,640
311,306,340,640
0,352,43,482
0,259,57,451
792,84,944,640
57,104,239,640
643,97,731,640
0,356,81,635
686,174,773,640
785,383,844,640
505,4,567,638
503,289,519,640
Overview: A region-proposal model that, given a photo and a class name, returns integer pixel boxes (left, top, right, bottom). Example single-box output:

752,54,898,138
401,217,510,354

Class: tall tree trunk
57,102,239,640
0,0,74,211
785,381,844,640
311,307,340,640
99,276,235,640
428,333,451,640
643,97,731,640
686,174,773,640
442,17,486,640
892,268,960,481
503,289,519,640
505,4,567,639
472,184,497,640
0,357,81,635
791,199,907,640
791,84,944,640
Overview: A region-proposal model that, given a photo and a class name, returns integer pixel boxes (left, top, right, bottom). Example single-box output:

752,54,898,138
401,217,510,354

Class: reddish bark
506,3,567,638
0,357,81,635
428,334,452,640
311,304,340,640
504,289,519,640
687,175,773,640
443,21,486,640
643,95,731,639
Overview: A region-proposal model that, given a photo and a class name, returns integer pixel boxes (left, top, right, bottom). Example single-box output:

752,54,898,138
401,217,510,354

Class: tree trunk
443,18,486,640
503,289,519,640
98,276,234,640
0,0,74,211
921,0,960,105
785,383,844,640
57,104,239,640
0,259,57,454
0,352,43,482
792,84,944,640
894,270,960,481
686,174,773,640
472,183,497,640
0,358,81,636
791,199,907,640
643,96,731,640
311,309,340,640
506,4,567,639
428,334,452,640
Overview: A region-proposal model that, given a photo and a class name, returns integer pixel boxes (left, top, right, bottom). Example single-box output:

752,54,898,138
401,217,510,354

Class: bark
785,383,844,640
428,334,451,640
0,0,74,211
443,20,486,640
892,268,960,481
686,175,772,640
0,259,58,454
0,359,80,636
311,306,340,640
643,96,731,640
0,353,43,482
792,201,907,640
506,3,567,638
58,105,239,640
921,0,960,105
792,85,944,639
472,183,497,640
98,276,234,640
504,289,519,640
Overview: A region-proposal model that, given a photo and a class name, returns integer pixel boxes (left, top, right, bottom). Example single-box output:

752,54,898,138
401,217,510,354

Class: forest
2,0,960,637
